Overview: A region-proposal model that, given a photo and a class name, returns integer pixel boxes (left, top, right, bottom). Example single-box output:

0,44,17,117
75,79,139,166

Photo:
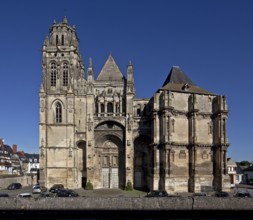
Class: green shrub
85,180,93,190
125,180,133,191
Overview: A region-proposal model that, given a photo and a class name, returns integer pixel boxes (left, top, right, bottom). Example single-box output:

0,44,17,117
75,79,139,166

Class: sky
0,0,252,162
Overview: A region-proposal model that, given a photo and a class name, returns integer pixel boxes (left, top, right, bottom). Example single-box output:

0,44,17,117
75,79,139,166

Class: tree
239,161,250,166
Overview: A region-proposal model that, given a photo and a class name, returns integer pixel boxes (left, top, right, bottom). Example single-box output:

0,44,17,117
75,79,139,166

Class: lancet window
63,62,68,86
51,63,57,86
55,102,62,123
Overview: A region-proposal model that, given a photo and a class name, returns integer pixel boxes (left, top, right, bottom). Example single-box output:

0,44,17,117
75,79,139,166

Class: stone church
39,17,230,193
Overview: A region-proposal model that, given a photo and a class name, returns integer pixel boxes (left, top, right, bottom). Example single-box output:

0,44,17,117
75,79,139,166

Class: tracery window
51,63,57,86
107,103,113,113
63,62,68,86
56,102,62,123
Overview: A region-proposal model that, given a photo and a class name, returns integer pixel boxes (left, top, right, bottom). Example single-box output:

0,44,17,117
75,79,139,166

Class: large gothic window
55,102,62,123
51,63,57,86
107,103,113,113
63,62,68,86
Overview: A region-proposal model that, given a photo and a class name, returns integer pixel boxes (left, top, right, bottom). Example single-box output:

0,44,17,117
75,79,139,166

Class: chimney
12,144,17,154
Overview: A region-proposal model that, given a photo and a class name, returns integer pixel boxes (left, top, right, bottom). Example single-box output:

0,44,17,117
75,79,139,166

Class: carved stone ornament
88,114,93,131
69,148,73,157
40,100,45,112
40,146,45,158
179,150,186,159
202,151,208,160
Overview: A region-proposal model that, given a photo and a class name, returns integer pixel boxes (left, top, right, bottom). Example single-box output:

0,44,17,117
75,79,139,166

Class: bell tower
39,16,85,188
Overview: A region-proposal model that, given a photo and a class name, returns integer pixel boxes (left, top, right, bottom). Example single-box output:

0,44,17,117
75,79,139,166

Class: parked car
0,193,9,197
17,193,32,198
145,190,169,197
234,192,251,198
32,183,40,189
193,192,207,196
7,183,22,190
49,184,64,193
215,192,230,197
32,185,41,194
55,189,79,197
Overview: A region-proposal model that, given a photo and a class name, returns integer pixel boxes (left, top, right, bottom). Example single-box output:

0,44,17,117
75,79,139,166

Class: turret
87,57,94,82
126,61,135,95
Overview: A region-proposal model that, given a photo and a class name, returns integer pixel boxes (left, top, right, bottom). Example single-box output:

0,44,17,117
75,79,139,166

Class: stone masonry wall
0,197,252,210
0,176,37,189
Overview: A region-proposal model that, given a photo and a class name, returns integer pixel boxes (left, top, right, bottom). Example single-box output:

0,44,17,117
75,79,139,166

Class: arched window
101,104,105,113
136,105,141,116
56,35,59,45
51,63,57,86
61,35,64,46
63,62,68,86
55,102,62,123
107,103,113,113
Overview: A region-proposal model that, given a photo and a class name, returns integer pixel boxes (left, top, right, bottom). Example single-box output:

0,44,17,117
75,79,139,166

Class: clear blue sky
0,0,252,162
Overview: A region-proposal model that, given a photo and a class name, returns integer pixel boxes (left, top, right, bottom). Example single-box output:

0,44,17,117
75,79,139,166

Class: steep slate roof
243,165,253,172
96,54,125,81
227,158,237,166
161,66,213,94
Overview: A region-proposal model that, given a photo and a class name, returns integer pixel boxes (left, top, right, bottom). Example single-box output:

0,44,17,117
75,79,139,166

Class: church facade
39,17,230,193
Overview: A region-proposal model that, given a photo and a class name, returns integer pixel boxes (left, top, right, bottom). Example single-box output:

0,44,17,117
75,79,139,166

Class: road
1,184,253,198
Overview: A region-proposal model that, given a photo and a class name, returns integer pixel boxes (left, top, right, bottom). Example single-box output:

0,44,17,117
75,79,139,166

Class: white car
32,185,41,194
17,193,32,198
32,183,40,189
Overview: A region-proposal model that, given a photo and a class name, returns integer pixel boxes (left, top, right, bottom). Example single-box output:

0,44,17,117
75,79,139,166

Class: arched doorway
134,135,151,191
95,121,125,189
77,141,86,188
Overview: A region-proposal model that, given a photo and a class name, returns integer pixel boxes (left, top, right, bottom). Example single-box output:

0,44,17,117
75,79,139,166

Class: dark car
7,183,22,190
215,192,229,197
0,193,9,197
55,189,79,197
49,184,64,193
193,192,207,197
145,190,169,197
234,192,251,198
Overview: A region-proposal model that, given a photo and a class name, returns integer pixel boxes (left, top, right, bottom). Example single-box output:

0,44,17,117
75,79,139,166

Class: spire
127,60,133,82
87,57,94,82
62,16,68,24
89,57,93,68
43,36,49,46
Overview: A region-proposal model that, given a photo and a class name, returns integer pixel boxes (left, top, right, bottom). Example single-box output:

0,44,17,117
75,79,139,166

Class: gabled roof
162,66,195,86
161,66,213,94
96,54,125,81
227,158,237,166
243,165,253,172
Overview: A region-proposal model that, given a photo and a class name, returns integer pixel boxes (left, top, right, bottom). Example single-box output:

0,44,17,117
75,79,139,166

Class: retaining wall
0,197,252,210
0,176,37,189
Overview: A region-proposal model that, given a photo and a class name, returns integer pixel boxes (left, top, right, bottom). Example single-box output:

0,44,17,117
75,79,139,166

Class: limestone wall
0,197,252,210
0,176,36,189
